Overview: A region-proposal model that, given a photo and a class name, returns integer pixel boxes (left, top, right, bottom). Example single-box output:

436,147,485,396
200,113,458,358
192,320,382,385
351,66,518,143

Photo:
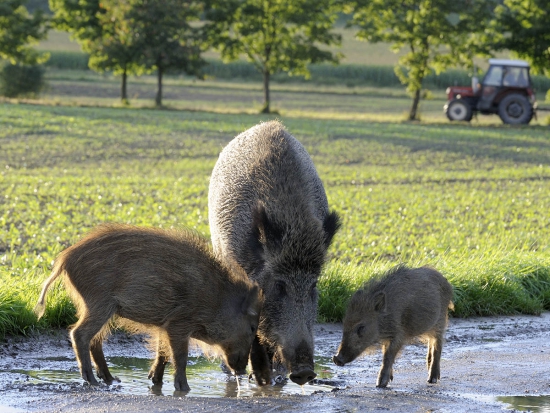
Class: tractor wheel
445,99,473,122
498,94,533,124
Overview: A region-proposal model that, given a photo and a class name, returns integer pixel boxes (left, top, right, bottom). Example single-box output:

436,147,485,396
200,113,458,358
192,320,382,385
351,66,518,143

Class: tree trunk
409,88,421,121
155,65,163,107
121,68,128,103
261,70,270,113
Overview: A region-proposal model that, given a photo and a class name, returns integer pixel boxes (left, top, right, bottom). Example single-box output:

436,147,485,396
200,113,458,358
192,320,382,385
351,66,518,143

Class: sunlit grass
318,251,550,322
1,103,549,338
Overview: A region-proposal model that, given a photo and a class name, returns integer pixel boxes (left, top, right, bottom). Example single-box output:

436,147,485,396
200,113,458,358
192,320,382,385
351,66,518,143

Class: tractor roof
488,58,530,68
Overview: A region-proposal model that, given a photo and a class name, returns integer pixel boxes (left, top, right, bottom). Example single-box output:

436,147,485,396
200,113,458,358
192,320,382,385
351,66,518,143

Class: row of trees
1,0,549,119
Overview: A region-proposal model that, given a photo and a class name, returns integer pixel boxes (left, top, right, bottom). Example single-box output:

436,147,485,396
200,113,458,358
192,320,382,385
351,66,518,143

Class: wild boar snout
332,353,346,366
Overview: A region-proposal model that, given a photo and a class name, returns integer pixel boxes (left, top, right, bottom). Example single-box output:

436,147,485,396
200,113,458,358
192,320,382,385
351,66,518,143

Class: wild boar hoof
174,373,191,392
376,375,391,388
104,376,121,385
251,370,271,386
174,381,190,392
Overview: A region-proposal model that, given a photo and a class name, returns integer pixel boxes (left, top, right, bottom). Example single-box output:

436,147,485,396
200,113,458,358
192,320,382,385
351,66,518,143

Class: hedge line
40,50,550,93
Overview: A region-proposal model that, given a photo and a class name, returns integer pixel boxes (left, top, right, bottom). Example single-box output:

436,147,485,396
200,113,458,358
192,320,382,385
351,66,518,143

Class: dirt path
1,312,549,412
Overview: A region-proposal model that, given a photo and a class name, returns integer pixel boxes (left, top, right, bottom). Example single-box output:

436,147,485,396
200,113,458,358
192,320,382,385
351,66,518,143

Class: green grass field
1,22,548,339
1,101,549,339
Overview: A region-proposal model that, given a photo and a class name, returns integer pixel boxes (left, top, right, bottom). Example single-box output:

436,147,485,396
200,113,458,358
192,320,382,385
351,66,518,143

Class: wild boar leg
249,335,271,386
427,334,443,383
71,313,112,385
148,334,169,385
90,339,116,384
167,331,191,392
377,340,402,388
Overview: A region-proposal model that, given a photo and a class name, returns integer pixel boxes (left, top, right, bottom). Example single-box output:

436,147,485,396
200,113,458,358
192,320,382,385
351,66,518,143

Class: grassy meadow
0,25,549,339
1,101,550,340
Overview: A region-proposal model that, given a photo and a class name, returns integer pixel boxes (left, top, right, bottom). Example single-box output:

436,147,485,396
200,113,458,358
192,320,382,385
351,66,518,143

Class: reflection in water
15,355,336,398
497,395,550,413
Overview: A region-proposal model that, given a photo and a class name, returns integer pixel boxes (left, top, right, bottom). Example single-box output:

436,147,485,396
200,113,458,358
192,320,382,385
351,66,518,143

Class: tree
51,0,145,102
205,0,341,113
49,0,103,52
90,0,145,102
50,0,205,105
50,0,143,102
488,0,550,76
0,0,48,64
346,0,495,120
128,0,205,107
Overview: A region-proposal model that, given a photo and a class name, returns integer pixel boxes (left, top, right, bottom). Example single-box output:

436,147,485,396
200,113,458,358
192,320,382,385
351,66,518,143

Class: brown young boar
208,121,341,386
34,224,262,392
333,265,453,388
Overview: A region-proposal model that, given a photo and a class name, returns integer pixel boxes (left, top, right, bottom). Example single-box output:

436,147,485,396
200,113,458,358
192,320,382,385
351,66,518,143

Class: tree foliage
127,0,205,107
489,0,550,76
49,0,103,52
0,62,45,97
86,0,145,102
205,0,341,113
50,0,205,105
0,0,48,64
346,0,495,120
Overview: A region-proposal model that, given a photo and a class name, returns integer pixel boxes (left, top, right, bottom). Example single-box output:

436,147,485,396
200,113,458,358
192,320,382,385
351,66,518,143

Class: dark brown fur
333,265,454,388
34,224,262,391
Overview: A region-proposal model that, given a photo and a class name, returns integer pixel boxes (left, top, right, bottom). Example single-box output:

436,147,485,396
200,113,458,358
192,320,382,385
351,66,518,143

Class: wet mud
1,312,550,412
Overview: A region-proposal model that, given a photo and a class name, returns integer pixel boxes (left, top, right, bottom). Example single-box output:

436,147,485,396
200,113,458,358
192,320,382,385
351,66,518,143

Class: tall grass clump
433,251,550,317
2,104,550,337
317,252,550,322
0,290,34,338
0,251,76,340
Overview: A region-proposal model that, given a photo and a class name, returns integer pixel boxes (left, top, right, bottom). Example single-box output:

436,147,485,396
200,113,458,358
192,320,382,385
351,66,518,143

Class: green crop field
1,102,549,339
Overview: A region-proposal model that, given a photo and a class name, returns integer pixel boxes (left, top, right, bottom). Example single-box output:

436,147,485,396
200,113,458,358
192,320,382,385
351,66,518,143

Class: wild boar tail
33,260,64,320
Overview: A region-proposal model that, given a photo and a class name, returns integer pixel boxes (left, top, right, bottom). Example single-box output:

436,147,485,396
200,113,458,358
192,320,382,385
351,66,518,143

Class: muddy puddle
497,395,550,412
5,354,338,398
2,314,550,412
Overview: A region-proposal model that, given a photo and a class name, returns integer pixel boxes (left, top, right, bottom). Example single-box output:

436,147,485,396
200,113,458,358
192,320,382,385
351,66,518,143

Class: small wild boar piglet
34,224,262,392
333,265,453,388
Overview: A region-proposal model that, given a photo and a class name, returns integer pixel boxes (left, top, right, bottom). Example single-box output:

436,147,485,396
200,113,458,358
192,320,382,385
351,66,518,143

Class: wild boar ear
323,210,341,248
241,285,261,316
251,202,283,251
373,291,386,312
243,203,267,273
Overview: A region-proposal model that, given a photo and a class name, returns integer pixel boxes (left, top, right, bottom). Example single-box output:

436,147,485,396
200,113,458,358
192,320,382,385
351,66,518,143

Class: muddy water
497,395,550,412
3,314,550,412
7,354,337,398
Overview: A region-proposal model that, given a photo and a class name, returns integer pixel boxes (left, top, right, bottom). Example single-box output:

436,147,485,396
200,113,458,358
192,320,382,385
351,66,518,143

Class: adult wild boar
34,224,262,392
333,265,453,388
208,120,341,386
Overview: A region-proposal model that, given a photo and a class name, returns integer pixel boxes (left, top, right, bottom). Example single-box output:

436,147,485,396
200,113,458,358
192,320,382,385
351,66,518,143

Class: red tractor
444,59,536,124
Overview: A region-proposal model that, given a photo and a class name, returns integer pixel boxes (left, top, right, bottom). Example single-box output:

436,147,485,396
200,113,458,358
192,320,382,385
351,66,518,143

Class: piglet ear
242,285,261,316
373,291,386,312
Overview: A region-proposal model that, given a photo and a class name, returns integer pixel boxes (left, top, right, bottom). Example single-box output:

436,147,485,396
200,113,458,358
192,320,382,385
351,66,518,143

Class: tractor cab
445,59,536,124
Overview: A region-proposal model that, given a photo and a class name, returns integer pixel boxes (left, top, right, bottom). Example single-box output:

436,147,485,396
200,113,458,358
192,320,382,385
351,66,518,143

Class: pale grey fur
208,120,340,385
